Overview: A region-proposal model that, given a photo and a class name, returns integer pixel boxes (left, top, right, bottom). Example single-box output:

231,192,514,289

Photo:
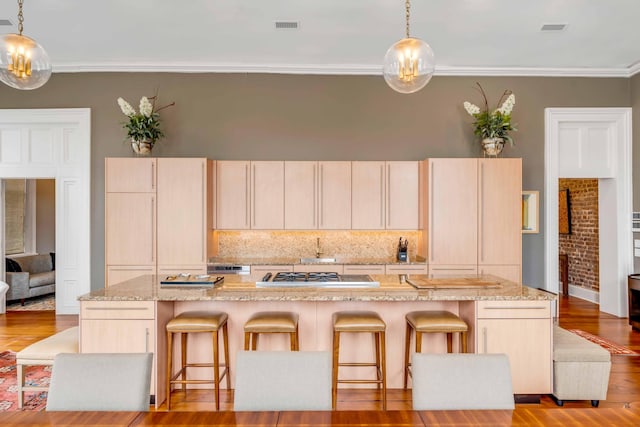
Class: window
4,179,36,255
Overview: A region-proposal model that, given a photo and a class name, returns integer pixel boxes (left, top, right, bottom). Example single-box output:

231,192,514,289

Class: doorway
0,109,91,314
545,108,633,317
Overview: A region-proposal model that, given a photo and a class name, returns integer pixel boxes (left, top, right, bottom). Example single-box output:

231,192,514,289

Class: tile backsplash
217,231,420,259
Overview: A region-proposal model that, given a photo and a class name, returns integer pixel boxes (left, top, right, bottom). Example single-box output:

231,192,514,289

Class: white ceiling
1,0,639,77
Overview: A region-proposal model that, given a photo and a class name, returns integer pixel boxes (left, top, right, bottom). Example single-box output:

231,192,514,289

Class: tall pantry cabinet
105,157,214,286
425,158,522,282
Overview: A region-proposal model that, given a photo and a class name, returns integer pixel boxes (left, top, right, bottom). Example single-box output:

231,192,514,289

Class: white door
0,109,91,314
545,108,632,317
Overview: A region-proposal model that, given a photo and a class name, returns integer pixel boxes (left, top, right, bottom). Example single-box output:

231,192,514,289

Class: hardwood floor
1,295,640,411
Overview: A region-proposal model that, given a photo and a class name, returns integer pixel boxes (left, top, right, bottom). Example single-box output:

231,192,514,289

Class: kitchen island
78,274,555,408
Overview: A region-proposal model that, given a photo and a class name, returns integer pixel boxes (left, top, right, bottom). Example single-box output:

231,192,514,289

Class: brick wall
559,179,599,291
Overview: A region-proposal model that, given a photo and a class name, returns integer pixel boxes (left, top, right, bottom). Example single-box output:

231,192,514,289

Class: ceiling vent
0,19,13,26
540,23,567,32
275,21,299,30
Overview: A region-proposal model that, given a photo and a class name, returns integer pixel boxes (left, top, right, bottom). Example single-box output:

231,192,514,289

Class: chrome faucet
316,237,323,258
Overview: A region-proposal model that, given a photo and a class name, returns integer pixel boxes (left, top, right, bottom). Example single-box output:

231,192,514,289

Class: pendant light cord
405,0,411,38
17,0,24,36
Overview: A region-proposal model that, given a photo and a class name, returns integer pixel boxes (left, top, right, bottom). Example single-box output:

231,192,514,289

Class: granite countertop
79,274,556,302
207,255,427,266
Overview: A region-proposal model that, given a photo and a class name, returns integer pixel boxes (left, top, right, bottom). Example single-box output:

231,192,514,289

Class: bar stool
332,310,386,410
166,311,230,410
403,310,468,388
244,311,299,351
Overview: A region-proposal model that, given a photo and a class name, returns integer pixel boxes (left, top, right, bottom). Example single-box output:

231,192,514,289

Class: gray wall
0,73,633,289
35,179,56,255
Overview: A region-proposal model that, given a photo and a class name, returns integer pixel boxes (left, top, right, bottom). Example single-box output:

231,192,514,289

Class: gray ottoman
552,326,611,407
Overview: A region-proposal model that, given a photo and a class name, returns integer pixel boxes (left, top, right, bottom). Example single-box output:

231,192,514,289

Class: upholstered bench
552,325,611,407
16,326,79,408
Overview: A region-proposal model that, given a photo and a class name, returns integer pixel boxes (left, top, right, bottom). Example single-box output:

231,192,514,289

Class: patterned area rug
6,294,55,311
0,351,48,411
568,329,639,355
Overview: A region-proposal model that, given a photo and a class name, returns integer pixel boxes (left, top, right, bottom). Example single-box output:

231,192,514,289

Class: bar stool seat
332,310,386,410
404,310,468,388
166,311,230,411
244,311,299,351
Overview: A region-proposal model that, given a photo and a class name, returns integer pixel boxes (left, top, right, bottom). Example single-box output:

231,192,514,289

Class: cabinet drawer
251,265,294,274
477,300,551,319
81,301,155,320
293,264,344,274
386,264,428,275
343,265,385,275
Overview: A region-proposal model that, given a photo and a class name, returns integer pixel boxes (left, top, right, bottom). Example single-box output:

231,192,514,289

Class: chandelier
382,0,435,94
0,0,51,90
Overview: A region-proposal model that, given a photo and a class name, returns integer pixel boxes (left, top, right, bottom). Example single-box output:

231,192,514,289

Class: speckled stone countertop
79,274,556,302
207,256,427,266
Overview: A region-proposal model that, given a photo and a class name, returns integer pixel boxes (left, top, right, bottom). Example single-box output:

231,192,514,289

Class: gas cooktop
256,271,380,288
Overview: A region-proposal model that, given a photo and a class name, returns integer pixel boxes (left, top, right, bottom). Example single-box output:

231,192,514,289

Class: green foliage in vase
117,95,174,145
463,82,517,147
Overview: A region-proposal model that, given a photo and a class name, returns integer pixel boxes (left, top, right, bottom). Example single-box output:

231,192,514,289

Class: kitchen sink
299,257,337,264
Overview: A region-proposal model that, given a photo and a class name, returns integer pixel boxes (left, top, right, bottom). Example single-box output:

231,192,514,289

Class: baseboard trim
568,284,600,304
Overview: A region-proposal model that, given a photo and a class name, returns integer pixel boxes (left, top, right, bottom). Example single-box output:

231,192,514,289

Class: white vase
131,139,153,156
481,137,504,157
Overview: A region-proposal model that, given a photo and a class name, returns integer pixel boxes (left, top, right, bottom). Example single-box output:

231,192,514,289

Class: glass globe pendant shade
383,37,435,94
0,33,51,90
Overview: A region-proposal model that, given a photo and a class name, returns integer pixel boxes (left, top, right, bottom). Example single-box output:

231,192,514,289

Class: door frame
544,107,632,316
0,108,91,314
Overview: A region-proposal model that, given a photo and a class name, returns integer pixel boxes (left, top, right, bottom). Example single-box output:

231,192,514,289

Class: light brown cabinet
352,161,420,230
105,158,212,286
385,264,428,275
293,264,344,274
284,161,351,230
476,300,552,394
215,160,250,230
425,158,521,281
251,161,284,229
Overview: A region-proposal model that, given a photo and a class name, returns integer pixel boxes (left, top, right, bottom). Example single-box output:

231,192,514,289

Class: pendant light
383,0,435,94
0,0,51,90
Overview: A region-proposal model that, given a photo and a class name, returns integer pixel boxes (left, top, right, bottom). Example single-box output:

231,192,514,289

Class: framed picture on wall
522,191,539,233
559,189,571,234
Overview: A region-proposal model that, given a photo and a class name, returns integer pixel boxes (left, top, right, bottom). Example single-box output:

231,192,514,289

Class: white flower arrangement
116,95,174,145
463,83,517,147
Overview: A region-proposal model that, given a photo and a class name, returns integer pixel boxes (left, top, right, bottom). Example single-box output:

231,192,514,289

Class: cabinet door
105,193,156,266
157,158,208,268
386,161,419,229
251,161,284,229
477,318,552,394
319,161,351,229
427,159,477,265
352,161,385,230
105,158,156,193
284,161,317,229
216,161,250,229
478,159,522,265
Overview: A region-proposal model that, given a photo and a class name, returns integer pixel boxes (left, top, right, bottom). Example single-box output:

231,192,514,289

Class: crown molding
52,62,637,78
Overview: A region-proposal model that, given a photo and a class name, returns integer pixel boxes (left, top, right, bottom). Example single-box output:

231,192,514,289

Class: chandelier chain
17,0,24,35
405,0,411,38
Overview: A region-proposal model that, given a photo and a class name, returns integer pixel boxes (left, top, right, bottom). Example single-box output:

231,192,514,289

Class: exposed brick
559,179,599,292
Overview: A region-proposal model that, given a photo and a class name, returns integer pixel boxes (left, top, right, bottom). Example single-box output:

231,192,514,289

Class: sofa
5,253,55,304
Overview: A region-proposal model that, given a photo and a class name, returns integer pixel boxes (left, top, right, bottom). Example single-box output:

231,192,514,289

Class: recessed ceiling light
275,21,299,30
0,19,13,26
541,23,567,32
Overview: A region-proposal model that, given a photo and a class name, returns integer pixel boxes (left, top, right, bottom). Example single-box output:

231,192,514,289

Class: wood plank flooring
1,295,639,412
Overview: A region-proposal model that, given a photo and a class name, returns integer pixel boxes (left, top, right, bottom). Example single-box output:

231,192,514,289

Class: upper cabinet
216,161,251,230
251,161,285,229
426,158,478,265
284,161,351,230
106,158,156,193
352,161,420,230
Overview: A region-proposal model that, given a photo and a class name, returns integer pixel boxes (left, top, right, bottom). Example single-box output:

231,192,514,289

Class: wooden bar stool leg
332,330,340,410
181,333,188,392
461,331,468,353
404,323,412,389
446,332,453,353
290,331,296,351
166,331,173,411
295,324,300,350
380,331,387,411
374,332,381,390
415,331,422,354
252,333,258,351
213,330,220,410
223,323,231,389
244,331,250,351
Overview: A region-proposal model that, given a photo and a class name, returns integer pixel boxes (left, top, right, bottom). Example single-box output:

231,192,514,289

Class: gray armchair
6,254,55,303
